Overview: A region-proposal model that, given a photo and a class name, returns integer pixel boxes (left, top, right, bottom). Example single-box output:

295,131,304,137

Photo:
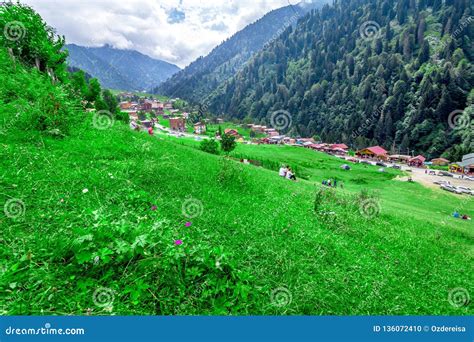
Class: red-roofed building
142,101,153,112
170,117,186,132
224,128,240,137
330,143,349,150
408,155,426,167
356,146,388,160
120,101,132,110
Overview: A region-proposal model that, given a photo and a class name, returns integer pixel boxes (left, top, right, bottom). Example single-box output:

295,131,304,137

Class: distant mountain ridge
154,1,328,102
66,44,180,91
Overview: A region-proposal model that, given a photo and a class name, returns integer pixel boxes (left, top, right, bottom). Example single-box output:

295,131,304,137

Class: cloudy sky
23,0,300,68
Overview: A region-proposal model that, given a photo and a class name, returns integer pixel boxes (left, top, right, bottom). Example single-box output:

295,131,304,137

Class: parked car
391,165,401,169
360,160,370,165
376,162,387,167
456,186,472,194
441,184,463,194
439,171,454,177
464,176,474,181
440,184,456,193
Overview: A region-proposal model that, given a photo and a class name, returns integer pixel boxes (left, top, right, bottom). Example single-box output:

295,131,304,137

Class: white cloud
22,0,296,67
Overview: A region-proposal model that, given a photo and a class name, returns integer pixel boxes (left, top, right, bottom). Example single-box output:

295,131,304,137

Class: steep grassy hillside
1,119,472,315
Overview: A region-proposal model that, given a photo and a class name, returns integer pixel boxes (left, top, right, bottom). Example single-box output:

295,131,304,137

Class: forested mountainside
66,44,180,91
207,0,473,160
154,1,328,102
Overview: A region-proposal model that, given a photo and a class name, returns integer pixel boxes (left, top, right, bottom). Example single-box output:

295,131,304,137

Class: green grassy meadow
1,118,472,315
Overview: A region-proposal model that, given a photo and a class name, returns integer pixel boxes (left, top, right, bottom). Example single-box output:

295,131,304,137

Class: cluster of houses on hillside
120,97,190,129
119,99,473,175
246,124,280,137
257,136,473,175
333,145,473,175
254,135,473,174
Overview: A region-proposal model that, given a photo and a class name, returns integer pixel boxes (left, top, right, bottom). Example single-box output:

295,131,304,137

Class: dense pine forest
205,0,473,160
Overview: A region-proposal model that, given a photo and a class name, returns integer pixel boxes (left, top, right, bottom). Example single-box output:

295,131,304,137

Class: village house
458,153,474,174
264,128,280,137
194,122,206,135
170,117,186,132
408,155,426,168
251,125,268,133
251,125,262,132
327,143,349,155
216,118,224,124
120,101,132,111
151,101,164,111
389,154,411,163
141,101,153,112
329,143,349,151
296,138,316,146
307,143,328,151
224,128,240,137
431,158,450,166
282,137,296,145
267,135,285,144
357,146,388,160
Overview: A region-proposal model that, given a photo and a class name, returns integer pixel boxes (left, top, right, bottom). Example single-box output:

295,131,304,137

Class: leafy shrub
220,133,236,153
115,111,130,123
200,138,219,155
